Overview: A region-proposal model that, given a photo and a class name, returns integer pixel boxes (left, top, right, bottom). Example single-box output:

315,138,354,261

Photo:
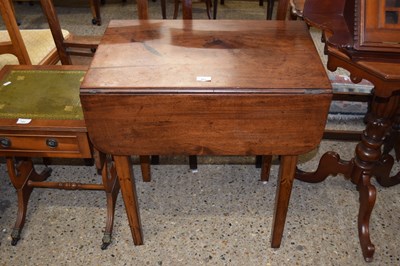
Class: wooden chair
0,0,151,249
0,0,64,66
172,0,212,19
217,0,275,20
12,0,102,25
0,0,99,67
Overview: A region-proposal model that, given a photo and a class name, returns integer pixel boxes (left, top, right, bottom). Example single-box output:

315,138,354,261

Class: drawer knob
46,138,58,148
0,137,11,148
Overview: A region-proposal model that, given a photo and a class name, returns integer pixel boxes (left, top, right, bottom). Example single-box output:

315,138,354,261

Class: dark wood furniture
1,0,100,66
295,0,400,262
0,65,150,249
215,0,274,20
39,0,100,65
80,19,332,249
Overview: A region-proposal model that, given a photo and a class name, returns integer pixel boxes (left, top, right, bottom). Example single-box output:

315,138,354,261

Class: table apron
80,93,331,155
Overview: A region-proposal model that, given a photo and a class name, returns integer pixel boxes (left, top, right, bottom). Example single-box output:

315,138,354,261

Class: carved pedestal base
296,151,376,261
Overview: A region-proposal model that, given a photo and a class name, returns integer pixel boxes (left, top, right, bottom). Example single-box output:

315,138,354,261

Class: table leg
7,157,51,245
260,155,272,182
271,155,297,248
181,0,192,19
276,0,290,20
140,155,151,182
113,155,143,245
99,153,120,250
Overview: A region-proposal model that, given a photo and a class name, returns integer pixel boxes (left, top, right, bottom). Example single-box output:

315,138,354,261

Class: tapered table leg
113,155,143,245
271,155,297,248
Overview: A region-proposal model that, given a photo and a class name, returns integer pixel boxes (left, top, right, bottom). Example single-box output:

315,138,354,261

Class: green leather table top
0,70,85,120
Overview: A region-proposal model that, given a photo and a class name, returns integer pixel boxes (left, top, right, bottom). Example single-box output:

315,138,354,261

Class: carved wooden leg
271,155,297,248
349,97,397,261
372,154,400,187
295,94,399,261
356,169,376,262
113,155,143,245
6,157,51,245
296,151,354,183
99,153,120,250
383,109,400,160
260,155,272,182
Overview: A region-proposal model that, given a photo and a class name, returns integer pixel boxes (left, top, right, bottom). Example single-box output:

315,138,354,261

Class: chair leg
189,155,198,171
205,0,212,19
259,0,263,6
173,0,179,19
212,0,218,19
266,0,274,20
88,0,101,25
161,0,167,19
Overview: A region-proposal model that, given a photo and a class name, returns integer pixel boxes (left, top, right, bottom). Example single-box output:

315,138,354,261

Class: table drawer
0,132,91,158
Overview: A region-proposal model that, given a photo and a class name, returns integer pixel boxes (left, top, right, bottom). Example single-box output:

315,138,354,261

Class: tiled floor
1,1,399,265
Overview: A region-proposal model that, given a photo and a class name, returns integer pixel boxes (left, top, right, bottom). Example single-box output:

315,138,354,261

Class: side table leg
113,155,143,245
271,155,297,248
99,153,120,250
6,157,51,245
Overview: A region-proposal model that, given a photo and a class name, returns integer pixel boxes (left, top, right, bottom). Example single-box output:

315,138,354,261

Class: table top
80,20,333,156
81,20,331,94
0,65,88,132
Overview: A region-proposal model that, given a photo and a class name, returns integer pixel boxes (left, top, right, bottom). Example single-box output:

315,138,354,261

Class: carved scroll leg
356,169,376,262
372,154,400,187
383,108,400,160
296,151,353,183
113,155,143,245
100,154,120,250
260,155,272,182
271,155,297,248
6,158,51,245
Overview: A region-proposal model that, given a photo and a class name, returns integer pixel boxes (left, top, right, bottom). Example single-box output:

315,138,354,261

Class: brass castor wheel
11,229,21,246
101,233,111,250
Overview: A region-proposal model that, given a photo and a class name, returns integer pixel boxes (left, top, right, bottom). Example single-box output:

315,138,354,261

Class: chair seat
0,29,70,67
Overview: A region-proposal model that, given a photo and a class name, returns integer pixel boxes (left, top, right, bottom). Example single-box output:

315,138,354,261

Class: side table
0,65,149,249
